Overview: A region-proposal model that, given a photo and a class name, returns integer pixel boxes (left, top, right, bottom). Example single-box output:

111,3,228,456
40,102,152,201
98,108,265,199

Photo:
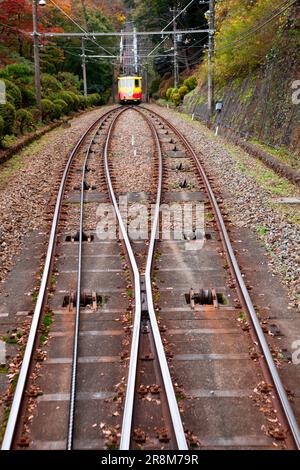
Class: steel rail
103,108,187,449
141,106,300,449
1,107,120,450
136,108,188,449
66,113,113,449
102,108,142,450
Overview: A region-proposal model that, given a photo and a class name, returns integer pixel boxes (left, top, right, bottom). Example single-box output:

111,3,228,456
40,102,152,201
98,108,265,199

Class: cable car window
135,79,139,87
126,78,134,88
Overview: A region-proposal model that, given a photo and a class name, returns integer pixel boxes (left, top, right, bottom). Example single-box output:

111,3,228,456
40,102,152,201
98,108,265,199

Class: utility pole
133,27,138,74
144,64,149,103
81,38,88,97
170,7,179,89
32,0,42,122
112,66,116,104
207,0,215,121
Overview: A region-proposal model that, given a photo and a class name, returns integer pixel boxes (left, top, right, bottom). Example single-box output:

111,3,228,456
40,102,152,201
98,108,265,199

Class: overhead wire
48,0,115,57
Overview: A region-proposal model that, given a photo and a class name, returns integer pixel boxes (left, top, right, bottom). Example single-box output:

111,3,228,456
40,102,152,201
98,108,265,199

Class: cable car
118,76,142,104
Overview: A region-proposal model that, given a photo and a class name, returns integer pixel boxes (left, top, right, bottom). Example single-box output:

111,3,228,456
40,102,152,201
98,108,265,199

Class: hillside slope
183,1,300,154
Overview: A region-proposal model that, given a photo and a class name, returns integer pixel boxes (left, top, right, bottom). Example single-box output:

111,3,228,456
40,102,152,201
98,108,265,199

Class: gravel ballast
0,105,116,288
110,108,155,193
147,104,300,311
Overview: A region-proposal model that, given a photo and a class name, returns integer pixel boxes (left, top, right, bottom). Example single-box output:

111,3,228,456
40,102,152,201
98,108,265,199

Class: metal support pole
171,8,179,89
32,0,42,122
133,27,138,74
145,65,149,103
81,38,88,97
112,67,116,104
207,0,215,121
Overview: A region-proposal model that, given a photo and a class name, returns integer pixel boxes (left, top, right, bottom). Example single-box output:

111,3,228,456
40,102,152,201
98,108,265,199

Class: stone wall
183,49,300,154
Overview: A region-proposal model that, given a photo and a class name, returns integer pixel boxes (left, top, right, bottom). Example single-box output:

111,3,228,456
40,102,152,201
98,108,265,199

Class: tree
0,0,32,57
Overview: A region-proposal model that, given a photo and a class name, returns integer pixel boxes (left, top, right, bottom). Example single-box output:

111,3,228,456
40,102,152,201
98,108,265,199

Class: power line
48,0,115,57
161,0,198,33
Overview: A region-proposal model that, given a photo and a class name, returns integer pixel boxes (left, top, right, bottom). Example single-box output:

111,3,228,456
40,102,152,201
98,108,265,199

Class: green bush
100,89,110,105
171,91,181,107
2,79,22,108
150,77,161,97
41,73,62,97
166,87,175,101
57,72,81,92
41,98,54,122
77,95,88,110
86,93,101,107
30,108,40,122
52,103,63,120
0,63,34,85
178,85,189,99
53,99,68,114
183,76,197,92
0,115,4,140
40,60,56,75
0,102,16,134
16,109,34,134
53,92,74,113
67,91,80,111
5,93,14,106
21,87,37,107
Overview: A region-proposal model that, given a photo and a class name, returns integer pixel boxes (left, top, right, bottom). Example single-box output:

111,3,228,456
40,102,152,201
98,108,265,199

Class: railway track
1,106,121,450
139,106,300,450
1,104,300,450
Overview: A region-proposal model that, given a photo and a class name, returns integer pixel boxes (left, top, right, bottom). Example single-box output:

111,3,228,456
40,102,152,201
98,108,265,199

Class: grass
0,330,22,344
39,333,47,345
205,210,214,222
157,98,175,108
0,405,11,442
0,126,66,187
222,142,297,197
0,367,8,374
0,371,19,442
106,443,118,450
0,135,17,149
175,391,186,400
154,249,162,261
97,295,108,307
50,274,56,288
257,225,268,236
43,310,53,329
0,153,24,186
269,201,300,227
250,139,300,170
158,104,298,199
239,311,246,321
217,293,228,305
31,290,38,305
127,288,133,299
39,310,53,345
